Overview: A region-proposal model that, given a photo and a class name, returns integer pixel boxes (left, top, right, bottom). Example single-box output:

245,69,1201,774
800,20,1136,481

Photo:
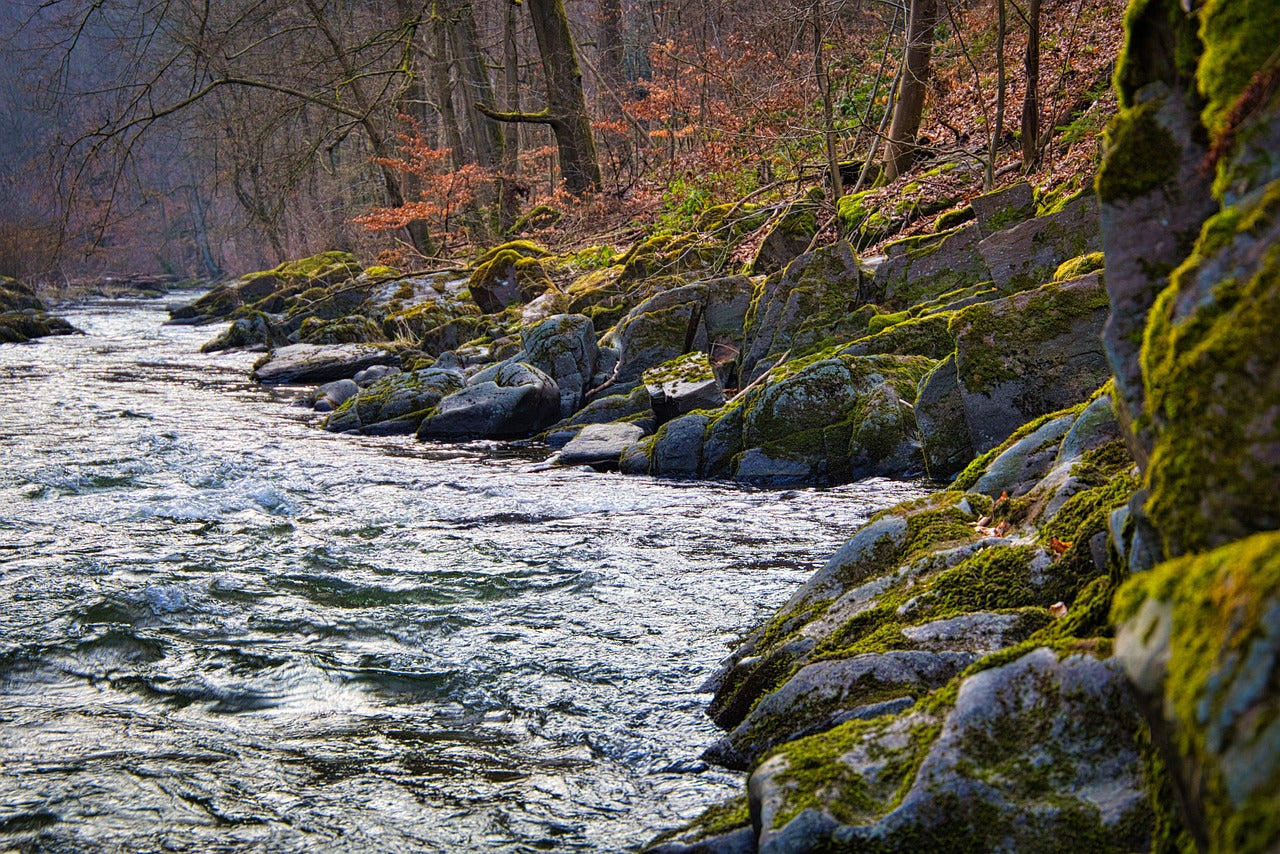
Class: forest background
0,0,1122,287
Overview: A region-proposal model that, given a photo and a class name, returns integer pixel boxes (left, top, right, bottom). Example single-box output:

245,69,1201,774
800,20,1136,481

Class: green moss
1113,531,1280,853
867,310,912,336
1096,100,1182,204
852,313,956,360
934,206,976,232
363,265,400,278
646,795,750,847
642,351,715,385
474,240,548,267
1114,0,1202,109
1196,0,1280,135
1053,252,1106,282
769,710,948,830
951,276,1110,395
1141,189,1280,554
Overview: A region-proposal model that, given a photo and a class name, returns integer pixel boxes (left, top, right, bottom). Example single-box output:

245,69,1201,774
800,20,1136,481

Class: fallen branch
726,348,790,405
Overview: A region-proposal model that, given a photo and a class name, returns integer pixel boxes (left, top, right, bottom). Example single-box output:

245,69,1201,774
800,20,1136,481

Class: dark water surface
0,297,925,852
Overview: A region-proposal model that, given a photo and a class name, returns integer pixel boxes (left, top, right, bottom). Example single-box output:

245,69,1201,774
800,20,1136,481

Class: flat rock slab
252,343,398,385
558,422,647,466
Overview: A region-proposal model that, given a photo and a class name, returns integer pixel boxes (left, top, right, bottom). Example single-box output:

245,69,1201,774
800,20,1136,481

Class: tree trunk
499,0,522,232
1021,0,1042,170
884,0,938,181
989,0,1007,189
598,0,625,90
499,0,602,195
431,0,467,167
449,0,504,170
813,1,842,202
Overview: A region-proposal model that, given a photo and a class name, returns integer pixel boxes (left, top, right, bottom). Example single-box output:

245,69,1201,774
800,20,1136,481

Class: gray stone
712,651,975,770
644,826,757,854
417,362,560,440
353,364,401,386
251,343,399,385
873,223,992,310
644,352,724,425
557,423,647,467
977,191,1102,292
651,413,712,477
1099,82,1218,465
970,413,1075,498
914,354,975,480
201,312,275,353
952,274,1112,454
1055,393,1124,465
738,241,870,383
750,649,1152,853
970,180,1036,238
312,379,359,412
900,611,1033,653
523,314,599,417
733,449,813,486
324,368,464,434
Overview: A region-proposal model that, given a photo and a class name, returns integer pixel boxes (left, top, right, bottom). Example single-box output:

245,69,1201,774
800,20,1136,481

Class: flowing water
0,296,925,852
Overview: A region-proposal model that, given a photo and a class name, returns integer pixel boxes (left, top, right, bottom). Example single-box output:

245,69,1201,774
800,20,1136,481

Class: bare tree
477,0,601,194
884,0,938,180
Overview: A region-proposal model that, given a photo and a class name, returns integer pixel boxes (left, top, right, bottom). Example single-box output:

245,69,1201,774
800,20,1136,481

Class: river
0,295,924,852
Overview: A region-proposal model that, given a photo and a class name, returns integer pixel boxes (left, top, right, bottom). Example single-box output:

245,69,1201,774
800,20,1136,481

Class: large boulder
324,368,464,434
738,242,874,383
977,191,1102,293
602,275,756,389
467,241,553,314
169,251,362,324
200,311,277,353
250,343,399,385
736,353,931,484
951,273,1112,454
0,277,77,343
417,362,560,440
522,313,599,417
749,649,1153,853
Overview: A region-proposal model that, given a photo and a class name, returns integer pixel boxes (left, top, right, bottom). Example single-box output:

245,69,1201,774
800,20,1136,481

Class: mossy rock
873,224,992,310
738,241,873,383
750,647,1154,852
1114,530,1280,854
468,244,556,315
0,276,46,313
1141,177,1280,554
1053,252,1106,282
0,310,77,344
951,274,1112,453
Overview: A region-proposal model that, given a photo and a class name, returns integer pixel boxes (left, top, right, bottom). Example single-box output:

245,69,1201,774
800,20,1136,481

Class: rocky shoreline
132,2,1280,848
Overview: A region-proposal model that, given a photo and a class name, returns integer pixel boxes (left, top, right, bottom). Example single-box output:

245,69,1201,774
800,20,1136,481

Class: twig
727,348,791,405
